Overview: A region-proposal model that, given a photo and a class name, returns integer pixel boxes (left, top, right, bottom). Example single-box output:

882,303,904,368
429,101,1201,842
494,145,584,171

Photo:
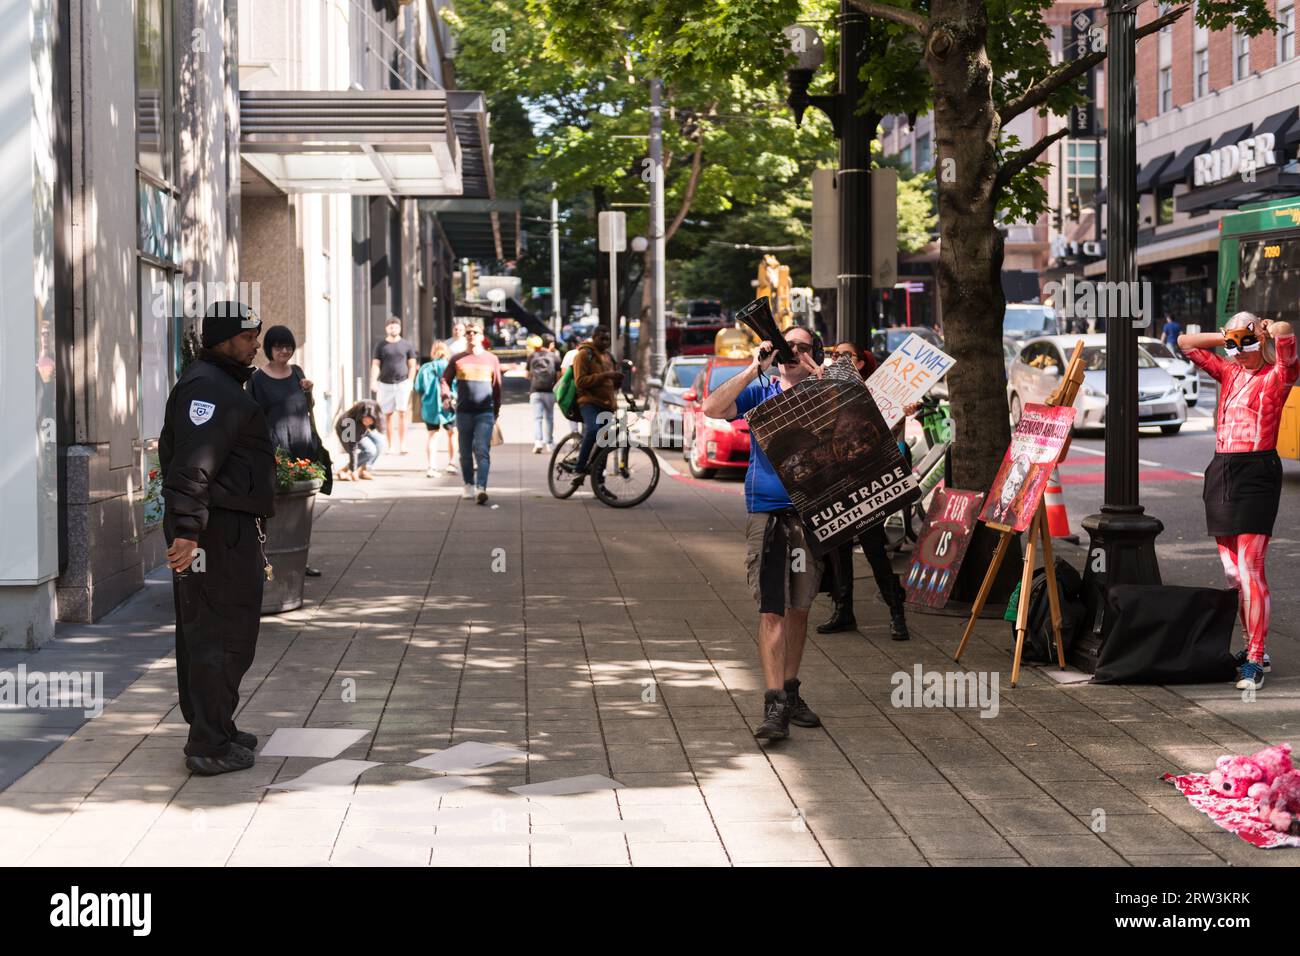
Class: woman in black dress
249,325,330,575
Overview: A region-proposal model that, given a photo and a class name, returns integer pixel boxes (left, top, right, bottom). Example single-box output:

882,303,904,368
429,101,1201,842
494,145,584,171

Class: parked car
1006,334,1187,435
1003,303,1059,342
870,325,944,365
1003,336,1020,375
647,355,709,449
681,357,752,478
1139,336,1199,406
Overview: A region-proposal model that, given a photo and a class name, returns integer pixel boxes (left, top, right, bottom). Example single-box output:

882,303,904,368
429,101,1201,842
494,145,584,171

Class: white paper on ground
264,759,381,791
509,774,624,797
1040,666,1093,685
259,728,370,759
406,741,526,773
349,775,484,809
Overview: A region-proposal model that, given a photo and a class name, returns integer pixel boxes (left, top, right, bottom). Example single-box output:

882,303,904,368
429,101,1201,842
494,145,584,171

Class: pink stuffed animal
1251,769,1300,834
1208,743,1293,799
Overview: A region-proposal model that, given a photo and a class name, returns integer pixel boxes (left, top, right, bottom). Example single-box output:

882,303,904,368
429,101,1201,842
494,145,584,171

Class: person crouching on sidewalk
703,327,825,741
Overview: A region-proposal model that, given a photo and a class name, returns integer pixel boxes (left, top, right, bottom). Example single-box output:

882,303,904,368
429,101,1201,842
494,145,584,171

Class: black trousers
823,525,900,605
171,508,265,757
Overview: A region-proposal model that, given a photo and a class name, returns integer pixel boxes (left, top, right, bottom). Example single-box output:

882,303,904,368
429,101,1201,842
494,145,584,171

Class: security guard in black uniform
160,300,275,775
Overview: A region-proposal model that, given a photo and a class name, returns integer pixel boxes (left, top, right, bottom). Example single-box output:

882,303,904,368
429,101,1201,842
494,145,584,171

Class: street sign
1068,9,1099,137
532,286,552,297
598,211,626,252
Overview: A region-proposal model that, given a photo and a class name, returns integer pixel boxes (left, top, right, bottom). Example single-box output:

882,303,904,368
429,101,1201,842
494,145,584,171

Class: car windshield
1080,345,1158,371
1004,307,1054,333
668,364,703,388
1142,341,1174,360
708,364,748,391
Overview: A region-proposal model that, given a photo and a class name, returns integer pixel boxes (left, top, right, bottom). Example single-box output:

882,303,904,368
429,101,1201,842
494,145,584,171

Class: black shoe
304,567,322,577
185,743,255,776
1234,649,1271,673
754,691,791,740
784,679,821,728
232,730,257,750
890,610,911,641
476,490,489,505
816,601,858,634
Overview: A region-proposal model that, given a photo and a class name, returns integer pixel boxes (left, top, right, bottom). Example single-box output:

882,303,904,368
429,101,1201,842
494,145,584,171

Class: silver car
647,355,709,449
1007,334,1187,435
1139,336,1199,407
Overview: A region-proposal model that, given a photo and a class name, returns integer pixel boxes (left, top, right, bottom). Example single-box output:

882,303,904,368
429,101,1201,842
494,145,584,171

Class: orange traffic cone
1044,466,1076,541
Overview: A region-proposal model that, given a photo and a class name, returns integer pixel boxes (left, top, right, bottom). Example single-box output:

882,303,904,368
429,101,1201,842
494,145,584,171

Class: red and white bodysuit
1185,334,1297,663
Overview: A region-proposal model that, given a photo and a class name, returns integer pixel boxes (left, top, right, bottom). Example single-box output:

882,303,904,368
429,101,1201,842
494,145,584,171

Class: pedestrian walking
248,324,331,576
160,300,275,775
441,320,502,504
569,327,622,485
371,317,418,456
815,342,911,640
1160,313,1183,348
702,327,826,741
413,341,458,477
1179,313,1296,690
446,320,468,357
527,334,561,453
335,399,386,480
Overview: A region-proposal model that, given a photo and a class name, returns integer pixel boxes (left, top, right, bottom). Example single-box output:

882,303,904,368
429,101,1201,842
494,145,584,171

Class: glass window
1194,49,1209,97
1158,67,1172,113
1235,30,1250,79
900,144,912,169
917,134,932,171
139,264,176,444
1081,346,1157,371
1067,141,1098,205
1157,191,1175,226
135,0,172,183
708,363,749,392
1280,4,1296,63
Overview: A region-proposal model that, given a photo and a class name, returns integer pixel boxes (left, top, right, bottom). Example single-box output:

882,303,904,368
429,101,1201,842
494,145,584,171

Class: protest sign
978,404,1076,532
746,365,919,558
865,333,956,429
904,487,985,609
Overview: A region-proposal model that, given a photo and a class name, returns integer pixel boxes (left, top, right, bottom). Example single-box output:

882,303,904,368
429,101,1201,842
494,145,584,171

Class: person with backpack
413,341,458,477
527,334,562,453
569,327,622,485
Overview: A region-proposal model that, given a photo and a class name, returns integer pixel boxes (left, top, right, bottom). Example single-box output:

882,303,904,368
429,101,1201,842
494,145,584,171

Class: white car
1139,336,1199,407
1007,334,1187,435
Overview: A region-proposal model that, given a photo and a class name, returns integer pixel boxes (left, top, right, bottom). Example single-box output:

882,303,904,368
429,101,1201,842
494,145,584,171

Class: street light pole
649,78,667,377
784,2,879,346
1078,0,1163,669
550,193,561,339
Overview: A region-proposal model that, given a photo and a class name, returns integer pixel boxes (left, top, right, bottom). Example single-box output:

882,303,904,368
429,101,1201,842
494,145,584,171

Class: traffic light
1068,192,1081,221
1052,207,1063,231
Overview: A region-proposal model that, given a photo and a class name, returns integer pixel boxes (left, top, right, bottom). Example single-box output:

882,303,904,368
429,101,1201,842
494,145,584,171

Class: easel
953,341,1085,687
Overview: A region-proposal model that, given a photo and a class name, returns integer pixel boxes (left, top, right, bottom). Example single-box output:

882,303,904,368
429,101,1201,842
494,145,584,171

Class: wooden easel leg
1010,511,1042,688
1038,505,1067,670
954,531,1012,663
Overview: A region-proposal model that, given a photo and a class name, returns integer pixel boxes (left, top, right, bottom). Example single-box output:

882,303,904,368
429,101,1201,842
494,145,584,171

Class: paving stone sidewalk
2,401,1297,867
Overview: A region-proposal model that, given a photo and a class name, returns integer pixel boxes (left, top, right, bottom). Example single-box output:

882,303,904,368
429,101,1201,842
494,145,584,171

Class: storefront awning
1209,123,1254,153
1136,153,1174,193
1177,166,1300,214
421,198,521,261
1257,107,1299,152
1158,139,1211,188
239,90,464,196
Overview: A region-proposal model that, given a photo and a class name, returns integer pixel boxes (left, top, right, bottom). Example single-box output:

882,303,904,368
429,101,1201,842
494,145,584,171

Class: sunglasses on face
789,343,814,355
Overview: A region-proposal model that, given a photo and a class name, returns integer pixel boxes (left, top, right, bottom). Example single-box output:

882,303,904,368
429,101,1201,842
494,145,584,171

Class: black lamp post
784,1,879,346
1076,0,1163,669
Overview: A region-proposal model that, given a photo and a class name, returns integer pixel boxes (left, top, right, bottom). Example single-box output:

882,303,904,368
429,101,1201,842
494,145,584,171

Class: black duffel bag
1092,584,1240,684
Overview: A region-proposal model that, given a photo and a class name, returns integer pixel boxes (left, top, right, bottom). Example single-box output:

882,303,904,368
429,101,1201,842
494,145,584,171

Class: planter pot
261,478,322,614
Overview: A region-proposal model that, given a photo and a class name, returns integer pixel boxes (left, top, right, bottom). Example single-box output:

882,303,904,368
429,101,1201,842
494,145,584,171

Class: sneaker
545,443,555,453
445,464,459,475
784,679,821,728
1236,662,1265,690
185,743,255,776
462,484,475,499
754,691,791,740
476,488,489,505
533,443,544,454
1234,650,1272,673
232,730,258,750
425,467,436,478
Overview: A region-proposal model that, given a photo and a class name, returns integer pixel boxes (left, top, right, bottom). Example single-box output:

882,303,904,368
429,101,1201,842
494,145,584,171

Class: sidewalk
2,400,1297,867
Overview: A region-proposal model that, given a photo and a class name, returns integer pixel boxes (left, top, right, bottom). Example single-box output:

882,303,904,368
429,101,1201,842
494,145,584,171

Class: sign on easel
978,404,1076,532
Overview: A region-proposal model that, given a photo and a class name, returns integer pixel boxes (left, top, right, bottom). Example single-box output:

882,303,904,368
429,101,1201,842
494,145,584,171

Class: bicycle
547,363,661,508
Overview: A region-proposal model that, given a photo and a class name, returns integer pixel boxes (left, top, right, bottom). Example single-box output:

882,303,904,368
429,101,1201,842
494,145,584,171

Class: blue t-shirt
1161,319,1182,342
734,377,791,513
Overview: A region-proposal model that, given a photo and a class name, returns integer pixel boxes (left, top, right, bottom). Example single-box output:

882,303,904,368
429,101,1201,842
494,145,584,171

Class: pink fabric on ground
1164,772,1300,849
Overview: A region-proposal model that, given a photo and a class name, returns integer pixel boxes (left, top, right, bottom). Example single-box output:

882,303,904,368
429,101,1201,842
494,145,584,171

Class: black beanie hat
201,300,261,348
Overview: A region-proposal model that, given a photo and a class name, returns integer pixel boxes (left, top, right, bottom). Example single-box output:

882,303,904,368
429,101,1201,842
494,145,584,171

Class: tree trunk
926,0,1010,495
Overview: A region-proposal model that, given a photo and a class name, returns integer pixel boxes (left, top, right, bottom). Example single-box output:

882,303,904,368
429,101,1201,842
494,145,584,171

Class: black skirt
1202,450,1282,537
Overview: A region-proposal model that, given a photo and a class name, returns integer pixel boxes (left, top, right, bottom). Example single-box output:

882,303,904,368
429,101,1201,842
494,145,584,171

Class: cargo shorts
745,510,824,615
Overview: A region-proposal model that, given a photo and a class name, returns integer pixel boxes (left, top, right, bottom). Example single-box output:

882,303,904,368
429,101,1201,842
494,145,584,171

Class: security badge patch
189,400,216,425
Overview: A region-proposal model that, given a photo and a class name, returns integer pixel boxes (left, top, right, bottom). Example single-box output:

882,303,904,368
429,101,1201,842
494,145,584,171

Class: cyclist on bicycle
570,327,623,486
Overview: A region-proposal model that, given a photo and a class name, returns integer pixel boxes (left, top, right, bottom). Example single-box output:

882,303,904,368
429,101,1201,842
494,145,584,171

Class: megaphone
735,297,794,366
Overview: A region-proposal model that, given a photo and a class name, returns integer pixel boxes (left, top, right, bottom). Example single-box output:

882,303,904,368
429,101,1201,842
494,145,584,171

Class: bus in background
668,298,729,357
1216,195,1300,459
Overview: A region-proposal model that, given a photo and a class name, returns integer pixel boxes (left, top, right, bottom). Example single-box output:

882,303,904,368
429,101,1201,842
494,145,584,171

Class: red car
681,357,752,479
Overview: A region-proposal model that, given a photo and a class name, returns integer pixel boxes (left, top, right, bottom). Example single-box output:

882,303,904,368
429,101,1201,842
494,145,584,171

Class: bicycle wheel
591,443,660,508
547,432,584,499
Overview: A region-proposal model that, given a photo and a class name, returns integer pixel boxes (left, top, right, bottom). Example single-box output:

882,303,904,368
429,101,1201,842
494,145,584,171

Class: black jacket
160,350,276,538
